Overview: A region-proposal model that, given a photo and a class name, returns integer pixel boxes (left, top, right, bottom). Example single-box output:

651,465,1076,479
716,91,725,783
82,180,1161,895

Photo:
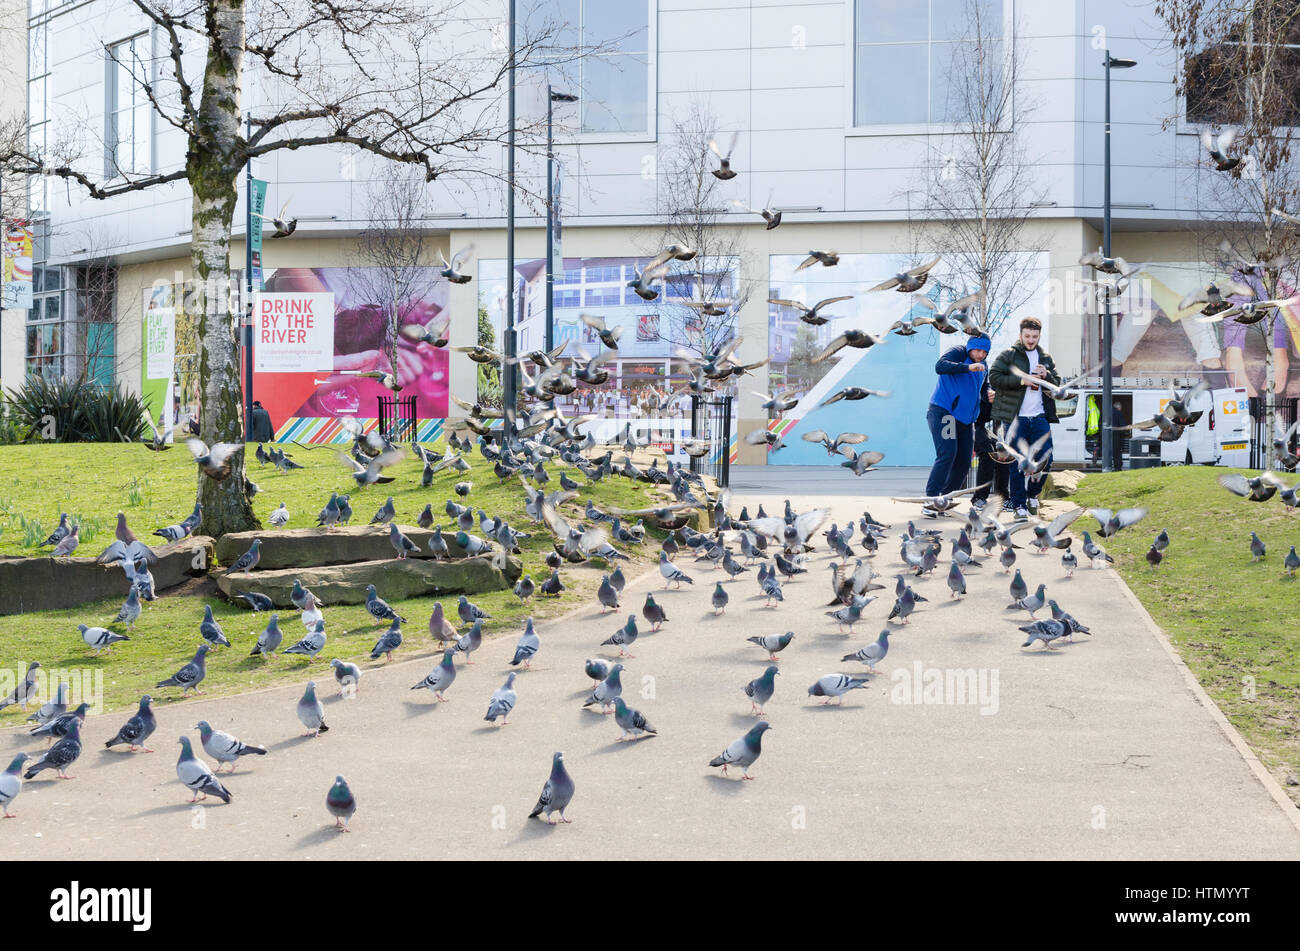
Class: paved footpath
4,492,1299,860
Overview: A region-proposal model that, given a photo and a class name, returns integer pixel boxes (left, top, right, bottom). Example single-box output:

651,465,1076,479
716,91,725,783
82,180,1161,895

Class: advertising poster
478,255,741,462
2,220,33,310
251,267,450,443
141,285,176,435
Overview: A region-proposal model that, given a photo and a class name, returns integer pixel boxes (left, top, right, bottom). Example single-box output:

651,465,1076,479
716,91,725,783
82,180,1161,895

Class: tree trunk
191,0,258,537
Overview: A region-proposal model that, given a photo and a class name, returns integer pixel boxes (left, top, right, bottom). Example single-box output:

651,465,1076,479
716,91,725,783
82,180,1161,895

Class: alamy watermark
890,662,999,716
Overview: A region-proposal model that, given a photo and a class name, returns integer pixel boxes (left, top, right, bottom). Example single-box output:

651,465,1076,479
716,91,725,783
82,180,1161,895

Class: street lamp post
1101,52,1136,473
545,86,578,355
503,0,518,440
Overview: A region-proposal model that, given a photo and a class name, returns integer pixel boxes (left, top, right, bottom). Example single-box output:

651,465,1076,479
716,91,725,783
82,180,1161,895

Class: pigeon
369,618,404,661
104,695,157,752
1200,127,1241,171
113,587,142,630
29,702,89,743
826,600,863,633
235,591,274,612
529,752,575,824
658,551,693,588
540,568,566,597
186,438,242,482
389,523,421,560
297,681,328,737
195,720,267,772
585,658,612,684
454,620,484,664
1146,546,1163,568
331,659,363,695
609,565,627,594
842,629,891,673
513,572,535,602
1080,531,1113,567
1048,600,1091,639
229,539,262,575
888,587,918,625
1009,569,1028,603
1061,550,1077,576
711,582,729,615
1153,529,1170,552
290,579,322,612
50,525,81,558
79,624,129,655
417,504,435,529
0,754,31,816
337,495,354,526
0,659,40,711
317,493,341,529
366,585,406,624
175,736,232,803
40,514,70,548
744,665,779,715
429,602,458,645
250,613,284,657
1000,545,1017,572
708,722,771,779
947,562,967,598
1218,472,1278,503
511,618,540,667
1250,531,1267,562
808,673,871,705
327,775,357,831
642,594,667,631
1089,507,1148,538
156,645,210,695
283,620,327,660
612,697,657,740
458,594,490,624
25,681,68,726
602,615,639,657
583,662,624,713
1020,618,1069,650
596,575,621,612
199,604,231,649
412,649,457,700
1286,546,1300,578
153,504,203,543
747,631,794,662
268,503,289,528
484,673,518,725
24,718,82,780
369,496,396,525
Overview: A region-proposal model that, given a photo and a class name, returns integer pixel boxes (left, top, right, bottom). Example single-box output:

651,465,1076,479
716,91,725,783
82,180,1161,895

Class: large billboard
1084,262,1300,398
478,255,741,462
2,220,33,310
766,252,1048,466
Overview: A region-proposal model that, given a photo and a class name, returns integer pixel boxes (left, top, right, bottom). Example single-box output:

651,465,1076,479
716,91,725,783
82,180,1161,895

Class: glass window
106,33,152,177
584,287,621,307
854,0,1006,126
534,0,651,135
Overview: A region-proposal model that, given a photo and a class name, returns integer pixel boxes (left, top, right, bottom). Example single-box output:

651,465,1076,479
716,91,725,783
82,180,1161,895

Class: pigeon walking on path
529,752,575,824
175,736,232,803
484,673,518,725
0,754,31,816
195,720,267,773
104,695,156,752
327,775,356,831
744,666,779,715
412,649,457,701
297,681,329,737
709,722,771,780
24,719,83,780
747,631,794,661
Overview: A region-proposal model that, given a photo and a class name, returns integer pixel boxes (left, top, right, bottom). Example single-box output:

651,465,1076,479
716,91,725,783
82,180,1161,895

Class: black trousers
973,424,1010,502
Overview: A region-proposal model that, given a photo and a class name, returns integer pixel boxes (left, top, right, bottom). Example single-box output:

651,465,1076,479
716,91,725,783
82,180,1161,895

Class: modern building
10,0,1279,464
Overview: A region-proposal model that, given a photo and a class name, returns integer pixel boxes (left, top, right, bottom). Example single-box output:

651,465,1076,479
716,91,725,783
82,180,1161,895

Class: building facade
12,0,1274,463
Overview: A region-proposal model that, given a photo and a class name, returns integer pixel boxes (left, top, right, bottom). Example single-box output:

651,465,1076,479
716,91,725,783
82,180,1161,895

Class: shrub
5,375,148,443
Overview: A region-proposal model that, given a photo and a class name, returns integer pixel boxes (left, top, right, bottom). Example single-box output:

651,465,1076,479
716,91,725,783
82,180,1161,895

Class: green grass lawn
1070,465,1300,803
0,441,661,722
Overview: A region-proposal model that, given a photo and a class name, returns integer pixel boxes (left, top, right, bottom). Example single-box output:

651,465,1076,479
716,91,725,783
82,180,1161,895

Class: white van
1050,385,1250,468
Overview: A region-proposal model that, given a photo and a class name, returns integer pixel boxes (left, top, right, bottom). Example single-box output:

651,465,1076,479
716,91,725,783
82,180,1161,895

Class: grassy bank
1070,465,1300,804
0,441,660,720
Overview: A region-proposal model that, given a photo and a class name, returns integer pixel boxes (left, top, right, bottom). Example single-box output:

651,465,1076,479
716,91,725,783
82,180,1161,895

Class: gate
1248,397,1298,470
377,394,418,443
689,395,733,487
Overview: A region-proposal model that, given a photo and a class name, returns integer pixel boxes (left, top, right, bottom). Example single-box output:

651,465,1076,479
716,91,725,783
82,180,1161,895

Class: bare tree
1157,0,1300,444
913,0,1043,338
649,102,749,360
0,0,569,535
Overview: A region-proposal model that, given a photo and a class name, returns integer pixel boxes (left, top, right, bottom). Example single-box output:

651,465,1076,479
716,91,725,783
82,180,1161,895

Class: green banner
249,177,267,291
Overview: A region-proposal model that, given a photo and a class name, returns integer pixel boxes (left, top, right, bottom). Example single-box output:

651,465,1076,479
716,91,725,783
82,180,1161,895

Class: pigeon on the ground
365,584,406,624
658,551,693,589
842,629,891,673
744,665,779,715
747,631,794,661
808,673,870,705
175,735,232,803
0,754,31,816
229,539,262,575
28,702,89,743
602,615,638,657
250,613,284,657
458,594,490,624
113,587,142,630
529,752,575,824
597,575,620,612
454,620,483,664
331,659,362,695
269,503,289,527
642,594,667,631
484,673,518,725
284,620,327,660
199,604,231,649
1048,600,1091,639
26,681,69,725
1250,531,1267,562
511,618,540,667
155,645,210,696
290,579,322,612
612,697,656,740
585,658,611,683
236,591,275,612
389,523,421,560
1081,531,1113,567
327,775,356,831
412,649,458,700
1009,583,1048,618
104,695,157,752
24,719,82,780
711,582,729,614
1020,618,1069,649
1061,550,1077,576
369,496,396,525
583,662,624,712
429,602,457,645
297,681,328,737
0,661,41,712
369,618,404,661
947,562,966,598
514,574,535,602
708,722,771,779
195,720,267,773
79,624,128,655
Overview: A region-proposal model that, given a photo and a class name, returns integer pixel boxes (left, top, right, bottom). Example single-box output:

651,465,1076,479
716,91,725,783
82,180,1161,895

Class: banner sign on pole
2,220,33,309
248,178,267,292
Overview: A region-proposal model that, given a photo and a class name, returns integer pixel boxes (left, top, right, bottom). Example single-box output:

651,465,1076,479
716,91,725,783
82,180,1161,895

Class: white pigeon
269,503,290,528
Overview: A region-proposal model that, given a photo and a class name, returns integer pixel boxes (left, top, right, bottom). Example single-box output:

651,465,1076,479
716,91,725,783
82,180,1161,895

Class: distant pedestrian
250,401,274,442
923,334,991,516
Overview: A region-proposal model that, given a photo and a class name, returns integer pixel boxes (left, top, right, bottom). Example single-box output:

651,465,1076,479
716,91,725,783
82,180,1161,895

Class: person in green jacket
987,317,1061,517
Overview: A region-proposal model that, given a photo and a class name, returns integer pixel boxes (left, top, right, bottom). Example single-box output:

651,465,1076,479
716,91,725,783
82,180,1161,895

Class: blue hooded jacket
929,336,992,424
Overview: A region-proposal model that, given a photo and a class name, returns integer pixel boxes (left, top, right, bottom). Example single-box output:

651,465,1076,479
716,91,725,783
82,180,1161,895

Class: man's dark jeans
1008,414,1053,508
926,404,974,497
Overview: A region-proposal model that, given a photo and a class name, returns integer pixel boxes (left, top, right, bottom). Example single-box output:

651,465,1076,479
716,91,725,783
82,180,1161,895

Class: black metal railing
1248,396,1298,469
377,394,418,443
689,395,733,487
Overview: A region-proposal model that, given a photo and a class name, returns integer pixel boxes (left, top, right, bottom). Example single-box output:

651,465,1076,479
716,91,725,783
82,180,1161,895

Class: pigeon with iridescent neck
484,673,518,725
0,753,31,816
196,720,267,772
297,681,328,737
104,695,156,752
511,618,540,667
708,722,770,779
175,735,231,803
24,718,82,780
529,752,575,824
327,775,356,831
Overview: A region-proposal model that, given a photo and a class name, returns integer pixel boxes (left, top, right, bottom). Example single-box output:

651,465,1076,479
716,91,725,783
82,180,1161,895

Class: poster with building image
766,252,1047,466
477,255,741,461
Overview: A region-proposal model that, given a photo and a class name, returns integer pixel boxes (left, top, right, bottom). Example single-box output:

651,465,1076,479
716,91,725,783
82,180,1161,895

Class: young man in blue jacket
923,334,991,516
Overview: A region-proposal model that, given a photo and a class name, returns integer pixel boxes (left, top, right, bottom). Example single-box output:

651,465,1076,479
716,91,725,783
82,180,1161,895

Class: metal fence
689,395,733,487
377,394,418,443
1249,397,1298,470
